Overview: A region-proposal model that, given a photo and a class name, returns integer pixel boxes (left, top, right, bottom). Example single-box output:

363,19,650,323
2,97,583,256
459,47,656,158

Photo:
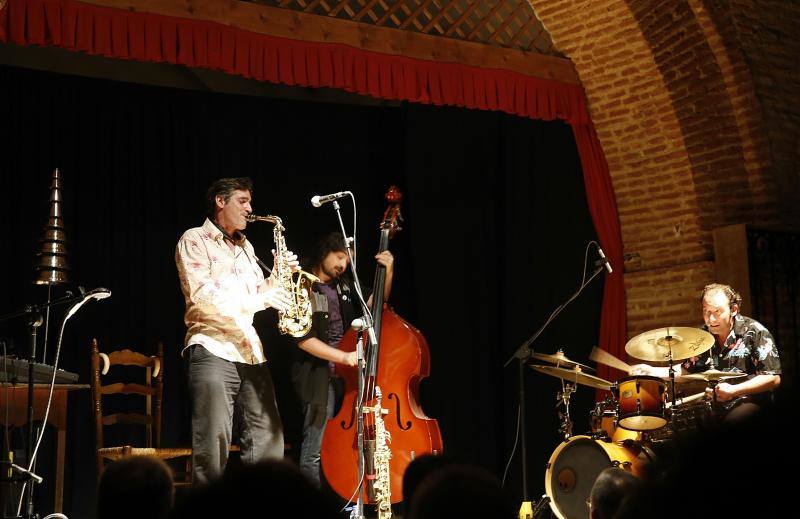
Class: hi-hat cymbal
625,327,714,362
531,350,594,371
677,369,748,382
530,364,612,390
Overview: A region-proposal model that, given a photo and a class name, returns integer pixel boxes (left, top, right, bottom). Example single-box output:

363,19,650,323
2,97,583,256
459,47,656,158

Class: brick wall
531,0,799,341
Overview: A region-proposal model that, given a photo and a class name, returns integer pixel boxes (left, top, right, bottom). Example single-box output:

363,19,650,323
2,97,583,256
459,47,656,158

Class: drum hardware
532,495,551,519
532,349,595,372
531,364,613,440
648,394,714,443
555,384,577,440
529,365,613,391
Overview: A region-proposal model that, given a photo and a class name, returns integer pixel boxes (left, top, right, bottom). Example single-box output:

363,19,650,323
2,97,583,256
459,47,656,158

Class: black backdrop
0,63,603,517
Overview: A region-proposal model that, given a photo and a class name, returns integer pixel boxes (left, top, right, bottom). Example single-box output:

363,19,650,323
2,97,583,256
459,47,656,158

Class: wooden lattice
251,0,559,55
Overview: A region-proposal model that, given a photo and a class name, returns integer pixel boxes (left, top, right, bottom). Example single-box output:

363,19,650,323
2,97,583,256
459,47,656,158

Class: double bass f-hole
387,393,411,430
342,392,410,431
341,405,355,430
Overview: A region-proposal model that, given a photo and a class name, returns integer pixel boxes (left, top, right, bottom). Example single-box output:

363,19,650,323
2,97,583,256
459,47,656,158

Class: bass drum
544,436,648,519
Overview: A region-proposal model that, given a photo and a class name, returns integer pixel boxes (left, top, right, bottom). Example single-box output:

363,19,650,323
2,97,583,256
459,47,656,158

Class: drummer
629,283,781,422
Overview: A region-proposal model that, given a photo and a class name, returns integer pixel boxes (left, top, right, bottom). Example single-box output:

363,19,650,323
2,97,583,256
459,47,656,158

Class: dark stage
0,61,606,518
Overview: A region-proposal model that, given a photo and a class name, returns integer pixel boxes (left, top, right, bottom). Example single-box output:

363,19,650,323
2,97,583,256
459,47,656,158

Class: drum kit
532,327,746,519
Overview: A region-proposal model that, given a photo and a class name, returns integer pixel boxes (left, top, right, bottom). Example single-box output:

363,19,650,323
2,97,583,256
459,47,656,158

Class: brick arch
626,0,755,230
531,0,785,336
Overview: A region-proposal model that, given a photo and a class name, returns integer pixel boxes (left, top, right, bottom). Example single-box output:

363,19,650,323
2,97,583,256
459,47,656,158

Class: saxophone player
175,177,297,484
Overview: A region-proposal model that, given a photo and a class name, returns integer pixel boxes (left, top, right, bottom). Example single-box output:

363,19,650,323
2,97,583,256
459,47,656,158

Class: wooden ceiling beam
79,0,579,84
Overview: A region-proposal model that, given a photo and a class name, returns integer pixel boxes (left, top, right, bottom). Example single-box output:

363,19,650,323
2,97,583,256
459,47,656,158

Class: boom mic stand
0,289,83,519
328,197,376,519
503,256,606,519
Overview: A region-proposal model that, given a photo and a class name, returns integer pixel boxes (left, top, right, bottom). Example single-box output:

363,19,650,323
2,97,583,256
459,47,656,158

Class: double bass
321,186,443,505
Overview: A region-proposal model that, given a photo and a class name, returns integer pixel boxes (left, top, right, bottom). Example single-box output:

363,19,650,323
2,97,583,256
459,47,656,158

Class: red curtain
1,0,627,372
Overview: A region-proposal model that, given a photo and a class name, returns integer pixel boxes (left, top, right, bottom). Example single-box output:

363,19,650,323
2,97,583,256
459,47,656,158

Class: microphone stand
0,290,85,519
503,262,606,519
329,199,375,519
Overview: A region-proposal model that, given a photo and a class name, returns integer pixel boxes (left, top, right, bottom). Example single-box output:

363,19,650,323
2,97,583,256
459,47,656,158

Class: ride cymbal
530,364,613,390
625,327,714,362
531,350,594,371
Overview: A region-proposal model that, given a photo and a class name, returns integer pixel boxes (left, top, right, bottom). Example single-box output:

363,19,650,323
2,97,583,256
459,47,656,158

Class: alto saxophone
246,214,319,337
367,386,393,519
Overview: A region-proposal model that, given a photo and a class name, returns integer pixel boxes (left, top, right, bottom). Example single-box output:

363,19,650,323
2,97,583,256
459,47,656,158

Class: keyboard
0,356,79,384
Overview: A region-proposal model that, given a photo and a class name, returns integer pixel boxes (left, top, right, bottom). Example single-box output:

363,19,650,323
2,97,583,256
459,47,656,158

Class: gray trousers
188,345,284,485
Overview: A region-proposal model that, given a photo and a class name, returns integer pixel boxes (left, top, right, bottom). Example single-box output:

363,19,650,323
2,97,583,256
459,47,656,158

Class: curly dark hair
205,177,253,218
701,283,742,308
303,232,349,271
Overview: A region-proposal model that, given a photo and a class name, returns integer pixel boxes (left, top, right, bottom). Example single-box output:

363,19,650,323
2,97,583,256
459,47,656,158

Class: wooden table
1,383,89,513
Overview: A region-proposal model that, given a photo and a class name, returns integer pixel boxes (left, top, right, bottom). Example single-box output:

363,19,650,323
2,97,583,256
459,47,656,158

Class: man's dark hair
402,454,456,516
303,232,349,271
205,177,253,217
407,464,514,519
588,467,641,519
97,456,173,519
701,283,742,308
169,460,338,518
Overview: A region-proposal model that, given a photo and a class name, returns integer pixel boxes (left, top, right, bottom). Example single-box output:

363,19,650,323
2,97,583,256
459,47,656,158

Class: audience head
407,464,514,519
402,454,456,514
170,459,337,519
97,456,173,519
587,467,641,519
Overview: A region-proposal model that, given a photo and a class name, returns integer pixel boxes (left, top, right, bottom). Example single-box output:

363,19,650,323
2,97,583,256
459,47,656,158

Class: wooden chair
91,338,192,486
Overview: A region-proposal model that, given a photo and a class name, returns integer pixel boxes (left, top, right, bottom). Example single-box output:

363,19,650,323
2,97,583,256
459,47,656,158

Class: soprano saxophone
367,386,393,519
246,214,319,337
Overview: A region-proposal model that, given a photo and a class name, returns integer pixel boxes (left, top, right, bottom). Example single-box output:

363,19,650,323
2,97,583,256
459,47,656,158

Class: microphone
86,287,112,300
65,287,111,319
350,318,368,331
311,191,349,208
597,246,613,274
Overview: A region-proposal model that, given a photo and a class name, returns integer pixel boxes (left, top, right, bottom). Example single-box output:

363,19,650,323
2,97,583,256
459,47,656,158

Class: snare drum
545,436,647,519
615,376,667,431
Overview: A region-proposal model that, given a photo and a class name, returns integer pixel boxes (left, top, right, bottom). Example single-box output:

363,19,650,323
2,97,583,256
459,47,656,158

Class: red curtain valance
1,0,627,380
1,0,589,125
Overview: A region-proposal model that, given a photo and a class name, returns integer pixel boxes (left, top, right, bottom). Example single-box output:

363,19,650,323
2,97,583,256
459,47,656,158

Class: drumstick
665,392,706,408
590,346,632,373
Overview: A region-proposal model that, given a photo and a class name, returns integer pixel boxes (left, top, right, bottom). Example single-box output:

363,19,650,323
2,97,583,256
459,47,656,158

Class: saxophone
367,386,393,519
246,214,319,337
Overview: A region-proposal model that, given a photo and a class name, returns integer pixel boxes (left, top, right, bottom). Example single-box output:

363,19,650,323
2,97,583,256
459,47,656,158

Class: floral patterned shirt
683,314,782,380
176,218,268,364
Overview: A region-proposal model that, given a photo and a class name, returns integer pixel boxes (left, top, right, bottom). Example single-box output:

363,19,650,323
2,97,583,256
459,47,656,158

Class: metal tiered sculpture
34,168,70,286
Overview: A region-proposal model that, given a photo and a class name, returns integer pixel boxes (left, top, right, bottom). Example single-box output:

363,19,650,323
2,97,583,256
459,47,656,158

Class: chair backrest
91,338,164,453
